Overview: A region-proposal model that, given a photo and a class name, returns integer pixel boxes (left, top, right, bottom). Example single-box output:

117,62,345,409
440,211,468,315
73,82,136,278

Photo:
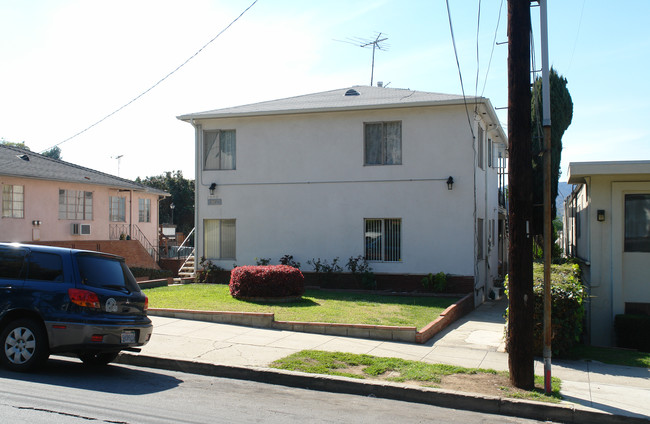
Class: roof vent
344,89,360,96
17,154,30,161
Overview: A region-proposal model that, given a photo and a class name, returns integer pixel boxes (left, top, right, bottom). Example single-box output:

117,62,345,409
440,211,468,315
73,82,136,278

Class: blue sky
1,0,648,183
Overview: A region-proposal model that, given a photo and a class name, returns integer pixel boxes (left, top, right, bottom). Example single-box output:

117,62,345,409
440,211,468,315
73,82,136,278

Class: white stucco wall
193,104,504,282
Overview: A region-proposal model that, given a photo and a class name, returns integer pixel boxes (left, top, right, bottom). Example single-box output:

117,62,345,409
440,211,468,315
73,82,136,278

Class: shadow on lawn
234,289,459,311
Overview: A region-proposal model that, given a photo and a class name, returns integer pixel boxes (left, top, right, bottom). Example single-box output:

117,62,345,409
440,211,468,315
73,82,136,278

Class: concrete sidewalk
119,298,650,423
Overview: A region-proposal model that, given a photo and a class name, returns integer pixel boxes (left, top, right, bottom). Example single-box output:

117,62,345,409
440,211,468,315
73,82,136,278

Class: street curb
116,353,649,424
147,293,474,344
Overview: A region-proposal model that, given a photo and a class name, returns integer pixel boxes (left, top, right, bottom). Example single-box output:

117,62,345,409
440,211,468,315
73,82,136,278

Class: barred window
59,190,93,220
2,184,24,218
364,218,401,262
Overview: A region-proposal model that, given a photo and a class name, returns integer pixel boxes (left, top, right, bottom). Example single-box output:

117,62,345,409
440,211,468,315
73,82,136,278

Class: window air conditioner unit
71,223,91,235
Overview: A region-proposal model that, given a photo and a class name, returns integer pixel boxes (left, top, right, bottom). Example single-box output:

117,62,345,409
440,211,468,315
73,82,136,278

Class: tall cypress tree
530,68,573,237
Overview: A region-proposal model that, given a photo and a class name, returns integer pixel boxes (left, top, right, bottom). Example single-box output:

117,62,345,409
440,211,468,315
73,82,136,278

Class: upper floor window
2,184,24,218
364,121,402,165
59,190,93,220
109,196,126,222
138,198,151,223
204,130,236,170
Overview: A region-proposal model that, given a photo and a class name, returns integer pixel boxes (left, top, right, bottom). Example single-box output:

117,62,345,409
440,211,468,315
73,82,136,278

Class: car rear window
76,253,140,292
27,252,64,282
0,248,27,279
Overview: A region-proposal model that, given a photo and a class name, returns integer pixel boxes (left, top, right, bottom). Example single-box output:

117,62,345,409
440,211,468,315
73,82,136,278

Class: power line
474,0,482,104
445,0,475,140
41,0,259,153
481,0,504,97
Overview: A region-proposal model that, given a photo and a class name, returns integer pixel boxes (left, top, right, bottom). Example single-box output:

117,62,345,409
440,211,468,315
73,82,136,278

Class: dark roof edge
0,144,169,196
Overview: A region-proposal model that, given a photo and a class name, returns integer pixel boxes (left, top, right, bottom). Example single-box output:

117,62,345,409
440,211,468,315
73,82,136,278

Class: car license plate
121,330,136,344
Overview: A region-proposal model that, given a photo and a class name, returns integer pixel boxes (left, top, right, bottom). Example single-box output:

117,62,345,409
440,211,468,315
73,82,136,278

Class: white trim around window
2,184,24,218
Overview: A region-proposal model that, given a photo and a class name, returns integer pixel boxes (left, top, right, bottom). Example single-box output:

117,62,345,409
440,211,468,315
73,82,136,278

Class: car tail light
68,288,101,309
144,295,149,311
91,334,104,342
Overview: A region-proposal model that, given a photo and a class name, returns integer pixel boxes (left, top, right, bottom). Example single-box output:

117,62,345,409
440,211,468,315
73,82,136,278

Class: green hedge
129,267,173,280
506,263,586,357
615,314,650,352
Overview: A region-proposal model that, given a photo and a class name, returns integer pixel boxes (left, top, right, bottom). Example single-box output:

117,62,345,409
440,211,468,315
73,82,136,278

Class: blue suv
0,243,153,371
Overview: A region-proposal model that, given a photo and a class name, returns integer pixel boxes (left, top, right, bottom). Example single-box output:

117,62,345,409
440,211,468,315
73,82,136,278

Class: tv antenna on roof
111,154,123,177
334,32,389,86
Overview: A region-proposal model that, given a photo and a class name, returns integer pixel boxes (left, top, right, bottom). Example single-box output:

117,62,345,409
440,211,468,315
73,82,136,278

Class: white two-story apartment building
179,85,507,306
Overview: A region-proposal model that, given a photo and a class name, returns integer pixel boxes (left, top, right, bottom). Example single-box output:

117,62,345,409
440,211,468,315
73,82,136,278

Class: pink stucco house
0,144,168,267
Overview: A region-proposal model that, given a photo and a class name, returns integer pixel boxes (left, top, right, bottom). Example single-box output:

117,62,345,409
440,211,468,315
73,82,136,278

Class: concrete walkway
120,298,650,422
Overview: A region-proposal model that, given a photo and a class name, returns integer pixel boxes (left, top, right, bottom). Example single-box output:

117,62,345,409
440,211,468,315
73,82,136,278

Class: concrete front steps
174,252,195,283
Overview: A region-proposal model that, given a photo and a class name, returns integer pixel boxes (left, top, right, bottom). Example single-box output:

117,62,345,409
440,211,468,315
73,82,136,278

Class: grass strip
271,350,562,403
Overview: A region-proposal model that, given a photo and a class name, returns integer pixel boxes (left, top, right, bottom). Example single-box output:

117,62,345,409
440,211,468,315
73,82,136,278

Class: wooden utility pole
507,0,535,389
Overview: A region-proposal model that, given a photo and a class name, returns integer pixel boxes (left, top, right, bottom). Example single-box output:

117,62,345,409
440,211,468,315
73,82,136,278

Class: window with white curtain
364,218,401,262
625,194,650,252
109,196,126,222
204,219,236,259
2,184,24,218
364,122,402,165
204,130,236,170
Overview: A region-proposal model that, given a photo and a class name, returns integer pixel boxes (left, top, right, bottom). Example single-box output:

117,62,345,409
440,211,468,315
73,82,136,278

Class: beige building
1,144,168,267
564,161,650,346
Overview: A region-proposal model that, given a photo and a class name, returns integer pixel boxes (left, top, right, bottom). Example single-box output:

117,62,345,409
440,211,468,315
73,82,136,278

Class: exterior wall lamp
32,220,42,226
597,209,605,222
209,183,217,195
446,176,454,190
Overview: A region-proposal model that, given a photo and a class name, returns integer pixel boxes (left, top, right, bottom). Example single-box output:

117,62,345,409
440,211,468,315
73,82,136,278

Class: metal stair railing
177,227,195,277
131,224,160,263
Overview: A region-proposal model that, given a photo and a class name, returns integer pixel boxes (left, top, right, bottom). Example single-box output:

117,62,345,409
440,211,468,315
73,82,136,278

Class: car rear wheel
78,351,120,367
0,319,49,372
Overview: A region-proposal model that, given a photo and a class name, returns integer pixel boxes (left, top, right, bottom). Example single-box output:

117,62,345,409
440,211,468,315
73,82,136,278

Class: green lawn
143,284,458,330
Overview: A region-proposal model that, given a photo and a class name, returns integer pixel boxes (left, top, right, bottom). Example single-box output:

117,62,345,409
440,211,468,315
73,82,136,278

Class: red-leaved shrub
229,265,305,298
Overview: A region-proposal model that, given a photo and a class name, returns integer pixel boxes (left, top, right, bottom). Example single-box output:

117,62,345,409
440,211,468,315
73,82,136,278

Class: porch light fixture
597,209,605,222
209,183,217,195
446,176,454,190
32,220,41,226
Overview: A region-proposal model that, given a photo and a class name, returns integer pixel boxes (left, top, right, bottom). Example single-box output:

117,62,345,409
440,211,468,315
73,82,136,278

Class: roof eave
177,98,490,122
